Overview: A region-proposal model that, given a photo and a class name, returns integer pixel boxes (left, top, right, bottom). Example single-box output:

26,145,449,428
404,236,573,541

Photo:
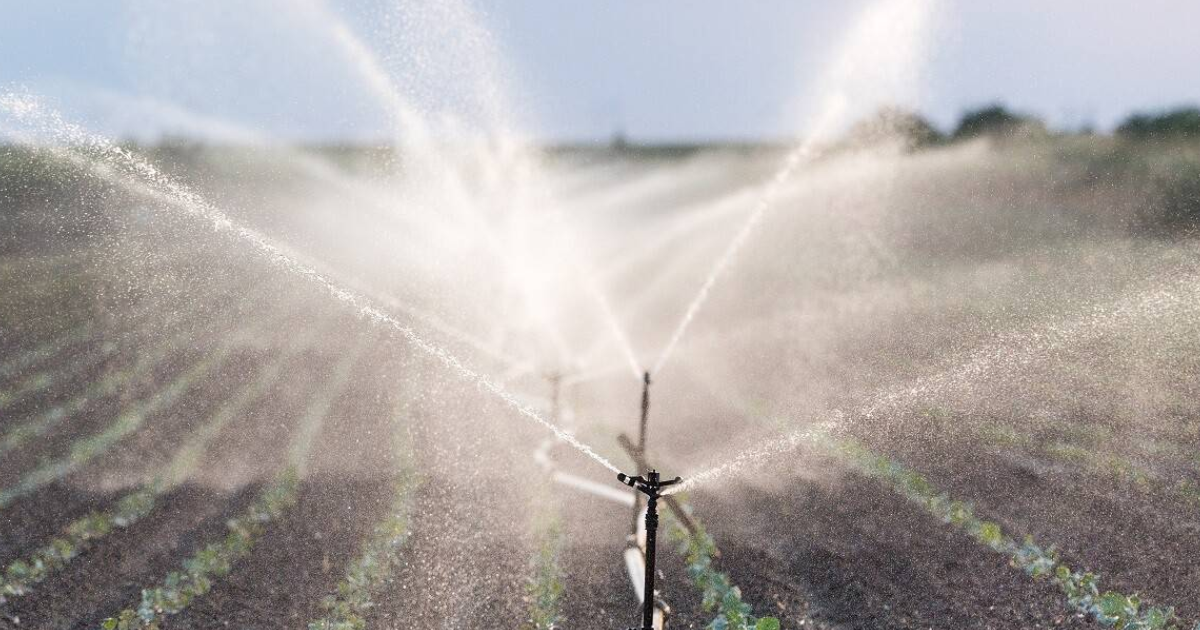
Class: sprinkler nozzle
617,472,645,487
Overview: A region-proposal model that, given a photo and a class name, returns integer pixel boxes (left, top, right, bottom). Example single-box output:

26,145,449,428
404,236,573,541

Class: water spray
0,93,624,476
616,469,681,630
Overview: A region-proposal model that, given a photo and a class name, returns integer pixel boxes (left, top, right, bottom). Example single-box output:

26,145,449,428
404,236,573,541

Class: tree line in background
2,102,1199,258
859,104,1200,148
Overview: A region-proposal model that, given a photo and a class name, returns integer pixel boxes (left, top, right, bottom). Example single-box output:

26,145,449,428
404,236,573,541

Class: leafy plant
309,435,420,630
0,307,227,458
102,471,300,630
669,517,780,630
102,336,366,629
0,334,296,604
0,349,228,510
832,437,1191,630
0,322,93,383
522,515,565,630
0,489,154,603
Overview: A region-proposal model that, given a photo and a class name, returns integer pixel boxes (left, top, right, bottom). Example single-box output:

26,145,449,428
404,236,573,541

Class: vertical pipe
638,371,651,453
642,474,660,630
631,372,652,536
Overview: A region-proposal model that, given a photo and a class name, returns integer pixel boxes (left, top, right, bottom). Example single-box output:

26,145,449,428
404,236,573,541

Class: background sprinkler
617,469,681,630
616,369,699,628
631,371,651,533
638,371,651,453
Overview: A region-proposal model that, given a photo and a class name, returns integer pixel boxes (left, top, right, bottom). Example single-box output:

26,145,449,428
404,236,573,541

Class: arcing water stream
672,260,1200,493
2,0,947,494
652,0,938,376
8,1,1200,627
0,91,623,475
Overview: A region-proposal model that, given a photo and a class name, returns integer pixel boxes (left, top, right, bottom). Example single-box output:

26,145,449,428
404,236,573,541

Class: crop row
0,288,174,393
308,410,420,630
100,472,300,630
966,411,1200,510
712,384,1193,630
101,337,368,629
0,279,279,460
0,289,224,416
0,336,119,414
0,260,272,399
0,319,200,458
0,346,232,510
665,503,780,630
521,483,565,630
830,437,1196,630
0,322,94,386
0,334,299,602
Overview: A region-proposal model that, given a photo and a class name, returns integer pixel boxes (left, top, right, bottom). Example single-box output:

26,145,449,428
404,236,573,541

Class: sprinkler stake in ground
617,469,681,630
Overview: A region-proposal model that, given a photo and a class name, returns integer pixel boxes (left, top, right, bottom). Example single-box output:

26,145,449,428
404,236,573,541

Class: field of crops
2,133,1200,630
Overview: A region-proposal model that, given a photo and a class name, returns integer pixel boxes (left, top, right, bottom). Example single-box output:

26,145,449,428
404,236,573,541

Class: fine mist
2,1,1200,628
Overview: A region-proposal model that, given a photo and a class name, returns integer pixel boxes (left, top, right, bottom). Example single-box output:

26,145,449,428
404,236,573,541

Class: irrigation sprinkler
638,371,650,453
617,433,703,543
617,469,681,630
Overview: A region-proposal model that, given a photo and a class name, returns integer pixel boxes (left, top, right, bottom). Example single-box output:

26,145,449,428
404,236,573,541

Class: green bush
952,104,1047,140
1117,108,1200,140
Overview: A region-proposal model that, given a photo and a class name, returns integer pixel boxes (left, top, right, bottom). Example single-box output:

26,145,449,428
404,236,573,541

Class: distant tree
1116,107,1200,140
952,104,1046,140
843,107,943,150
610,129,629,150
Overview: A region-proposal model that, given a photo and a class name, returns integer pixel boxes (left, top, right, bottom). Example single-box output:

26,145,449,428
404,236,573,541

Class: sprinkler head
643,371,651,385
617,470,681,496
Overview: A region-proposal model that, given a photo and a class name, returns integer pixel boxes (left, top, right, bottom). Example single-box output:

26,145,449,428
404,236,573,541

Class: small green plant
0,329,300,603
0,349,228,510
832,437,1190,630
1,489,155,603
0,307,228,458
102,471,300,630
309,428,420,630
0,322,93,383
1044,440,1090,464
522,515,565,630
103,338,366,630
669,517,780,630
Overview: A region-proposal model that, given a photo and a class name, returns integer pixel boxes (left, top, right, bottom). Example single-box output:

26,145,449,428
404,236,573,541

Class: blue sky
3,1,1199,142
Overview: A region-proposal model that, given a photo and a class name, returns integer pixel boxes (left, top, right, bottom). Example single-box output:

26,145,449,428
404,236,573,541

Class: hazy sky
3,1,1199,142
